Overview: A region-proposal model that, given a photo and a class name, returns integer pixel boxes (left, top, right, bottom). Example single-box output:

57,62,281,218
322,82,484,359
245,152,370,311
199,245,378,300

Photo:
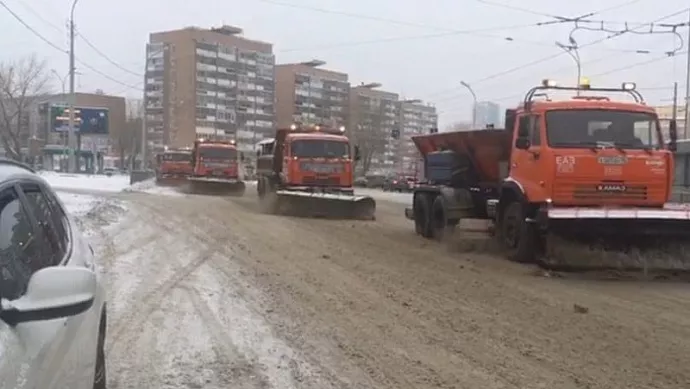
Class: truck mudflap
539,205,690,276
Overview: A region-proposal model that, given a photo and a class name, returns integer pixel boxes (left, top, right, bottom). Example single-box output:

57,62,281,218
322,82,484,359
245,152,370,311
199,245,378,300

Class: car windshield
162,152,190,162
199,147,236,160
291,140,350,158
545,109,661,149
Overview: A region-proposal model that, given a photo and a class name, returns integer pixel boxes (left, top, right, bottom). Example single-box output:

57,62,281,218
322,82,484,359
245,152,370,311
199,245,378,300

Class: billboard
50,104,109,134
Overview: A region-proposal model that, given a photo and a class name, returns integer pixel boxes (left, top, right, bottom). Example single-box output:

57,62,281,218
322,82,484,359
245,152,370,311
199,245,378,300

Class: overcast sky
1,0,688,127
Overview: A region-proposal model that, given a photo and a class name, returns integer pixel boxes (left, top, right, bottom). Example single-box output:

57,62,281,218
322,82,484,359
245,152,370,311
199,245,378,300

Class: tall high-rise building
397,100,438,175
348,83,399,174
144,25,275,154
475,101,501,129
274,60,349,128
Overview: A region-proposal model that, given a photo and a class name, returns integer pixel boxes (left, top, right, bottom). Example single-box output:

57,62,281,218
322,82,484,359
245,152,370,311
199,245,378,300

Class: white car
0,159,107,389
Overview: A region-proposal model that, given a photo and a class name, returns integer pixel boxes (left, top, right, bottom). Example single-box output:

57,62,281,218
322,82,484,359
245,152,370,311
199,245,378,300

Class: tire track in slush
105,202,220,356
135,195,317,388
161,199,345,389
112,197,273,386
105,247,215,355
181,283,272,389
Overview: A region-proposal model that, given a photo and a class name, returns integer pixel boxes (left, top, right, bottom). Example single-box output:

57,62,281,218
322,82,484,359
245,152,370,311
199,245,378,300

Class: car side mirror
669,119,678,152
354,145,361,161
0,267,97,326
515,138,531,150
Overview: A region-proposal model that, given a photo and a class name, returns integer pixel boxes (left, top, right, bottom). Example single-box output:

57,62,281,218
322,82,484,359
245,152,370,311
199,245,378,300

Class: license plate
597,156,628,165
596,184,627,192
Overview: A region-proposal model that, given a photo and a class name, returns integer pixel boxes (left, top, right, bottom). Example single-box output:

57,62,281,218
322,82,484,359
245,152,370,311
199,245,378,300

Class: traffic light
430,127,438,134
391,129,400,139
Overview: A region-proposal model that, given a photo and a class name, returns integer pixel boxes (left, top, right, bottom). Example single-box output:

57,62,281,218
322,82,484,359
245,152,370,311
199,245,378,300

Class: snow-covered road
44,171,690,389
51,173,333,388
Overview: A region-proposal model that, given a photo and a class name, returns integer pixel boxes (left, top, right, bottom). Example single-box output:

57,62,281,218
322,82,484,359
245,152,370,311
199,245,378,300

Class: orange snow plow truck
405,79,690,273
187,138,246,196
255,123,376,219
155,147,193,186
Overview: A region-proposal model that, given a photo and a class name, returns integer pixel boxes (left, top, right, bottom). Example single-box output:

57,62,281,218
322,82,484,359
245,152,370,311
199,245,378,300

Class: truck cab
505,80,675,209
256,124,360,189
190,138,243,180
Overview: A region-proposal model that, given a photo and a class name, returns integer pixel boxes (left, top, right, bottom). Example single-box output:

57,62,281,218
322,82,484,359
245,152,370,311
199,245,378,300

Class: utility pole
673,82,679,141
67,0,79,173
684,8,690,139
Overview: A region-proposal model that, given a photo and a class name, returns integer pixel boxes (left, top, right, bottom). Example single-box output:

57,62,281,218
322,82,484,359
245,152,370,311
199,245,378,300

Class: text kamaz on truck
405,79,690,274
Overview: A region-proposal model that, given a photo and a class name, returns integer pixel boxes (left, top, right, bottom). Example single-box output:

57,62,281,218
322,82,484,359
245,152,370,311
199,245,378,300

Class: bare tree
0,55,51,160
116,99,142,168
351,118,388,176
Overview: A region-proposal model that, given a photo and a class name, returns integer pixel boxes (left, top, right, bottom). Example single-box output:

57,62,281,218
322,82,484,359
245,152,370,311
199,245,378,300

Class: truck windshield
199,147,236,160
545,110,661,149
291,140,350,158
162,152,190,162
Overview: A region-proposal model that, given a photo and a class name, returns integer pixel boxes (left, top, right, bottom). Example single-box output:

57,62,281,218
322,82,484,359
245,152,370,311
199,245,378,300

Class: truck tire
431,196,449,241
414,193,433,238
499,201,537,263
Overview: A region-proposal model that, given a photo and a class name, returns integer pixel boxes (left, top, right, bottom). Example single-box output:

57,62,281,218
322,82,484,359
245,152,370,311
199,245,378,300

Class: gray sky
1,0,688,127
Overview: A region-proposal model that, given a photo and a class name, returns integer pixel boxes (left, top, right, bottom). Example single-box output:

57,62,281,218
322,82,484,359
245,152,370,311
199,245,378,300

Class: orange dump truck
155,148,193,186
187,138,246,196
255,123,376,219
406,79,688,273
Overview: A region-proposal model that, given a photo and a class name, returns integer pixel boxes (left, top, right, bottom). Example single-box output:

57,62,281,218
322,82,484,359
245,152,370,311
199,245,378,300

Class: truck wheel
431,196,449,241
414,193,433,238
499,201,536,263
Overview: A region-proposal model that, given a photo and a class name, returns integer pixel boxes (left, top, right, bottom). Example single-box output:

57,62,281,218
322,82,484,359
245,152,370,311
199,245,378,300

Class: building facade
475,101,501,129
274,61,349,128
397,100,437,175
348,84,399,175
145,25,275,154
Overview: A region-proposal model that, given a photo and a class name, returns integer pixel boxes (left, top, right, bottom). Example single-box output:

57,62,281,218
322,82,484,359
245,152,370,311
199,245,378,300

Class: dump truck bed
411,129,511,183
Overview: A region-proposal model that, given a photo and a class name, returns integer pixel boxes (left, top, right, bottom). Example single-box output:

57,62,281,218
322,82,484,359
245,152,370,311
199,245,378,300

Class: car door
20,182,99,389
0,183,65,389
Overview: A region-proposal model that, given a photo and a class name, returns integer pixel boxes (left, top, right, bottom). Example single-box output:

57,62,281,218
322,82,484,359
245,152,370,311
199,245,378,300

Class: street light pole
460,81,477,128
673,7,690,139
556,40,581,95
67,0,79,173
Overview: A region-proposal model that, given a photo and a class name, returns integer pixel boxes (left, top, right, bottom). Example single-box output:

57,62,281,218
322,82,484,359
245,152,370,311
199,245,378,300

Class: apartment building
397,100,438,174
475,101,501,129
348,83,399,174
144,25,275,154
274,60,349,128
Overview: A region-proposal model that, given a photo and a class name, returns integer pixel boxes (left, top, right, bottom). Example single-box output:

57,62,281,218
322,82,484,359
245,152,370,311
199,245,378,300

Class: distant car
103,167,116,177
384,176,417,192
354,177,368,187
0,158,107,389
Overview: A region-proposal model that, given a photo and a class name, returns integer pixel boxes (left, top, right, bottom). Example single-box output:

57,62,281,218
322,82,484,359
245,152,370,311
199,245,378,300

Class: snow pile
40,171,130,193
56,192,100,217
125,178,186,197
